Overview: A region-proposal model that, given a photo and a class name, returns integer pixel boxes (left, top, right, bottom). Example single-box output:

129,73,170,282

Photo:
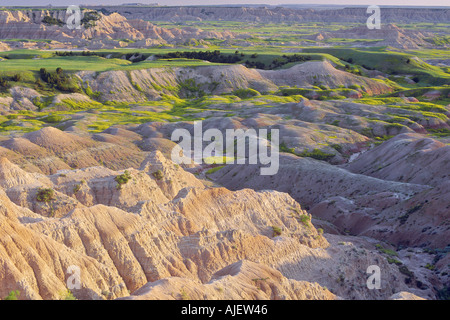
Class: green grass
205,166,225,174
375,244,398,256
302,47,450,86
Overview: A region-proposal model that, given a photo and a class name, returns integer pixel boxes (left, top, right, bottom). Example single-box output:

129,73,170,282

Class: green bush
36,188,55,203
115,170,132,189
4,290,20,300
152,170,164,181
299,214,311,227
272,226,282,237
42,15,64,26
73,184,82,194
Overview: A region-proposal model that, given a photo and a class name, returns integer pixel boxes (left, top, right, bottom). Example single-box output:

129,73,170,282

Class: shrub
299,214,311,227
0,77,10,91
42,15,64,26
424,263,436,271
180,289,189,300
272,226,282,237
59,289,77,300
4,290,20,300
73,183,82,193
152,170,164,181
36,188,55,202
115,170,132,189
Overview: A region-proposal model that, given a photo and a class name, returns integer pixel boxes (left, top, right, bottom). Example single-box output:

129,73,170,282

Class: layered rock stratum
0,139,434,300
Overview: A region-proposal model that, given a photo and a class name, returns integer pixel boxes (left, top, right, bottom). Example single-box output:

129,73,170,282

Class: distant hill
85,5,450,23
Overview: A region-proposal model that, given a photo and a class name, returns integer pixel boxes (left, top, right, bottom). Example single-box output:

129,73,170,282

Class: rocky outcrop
0,10,236,49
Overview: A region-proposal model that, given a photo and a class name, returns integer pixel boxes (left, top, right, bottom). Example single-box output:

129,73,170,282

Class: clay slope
77,62,388,103
122,260,336,300
311,24,433,49
76,64,278,103
259,60,392,95
0,151,425,300
344,133,450,187
0,127,145,174
210,152,449,248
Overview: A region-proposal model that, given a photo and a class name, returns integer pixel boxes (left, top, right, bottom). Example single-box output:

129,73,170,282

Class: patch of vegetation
375,244,398,256
59,289,77,300
398,265,414,283
41,114,65,123
300,148,335,161
0,77,10,92
81,11,101,28
180,289,189,300
424,263,436,271
36,188,55,203
330,144,343,153
156,50,242,64
39,67,79,93
152,170,164,181
428,128,450,138
271,225,282,237
232,88,261,99
303,47,450,86
73,183,82,194
3,290,20,300
280,142,335,161
206,166,225,175
178,78,205,98
42,15,64,27
115,170,132,189
386,257,403,265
